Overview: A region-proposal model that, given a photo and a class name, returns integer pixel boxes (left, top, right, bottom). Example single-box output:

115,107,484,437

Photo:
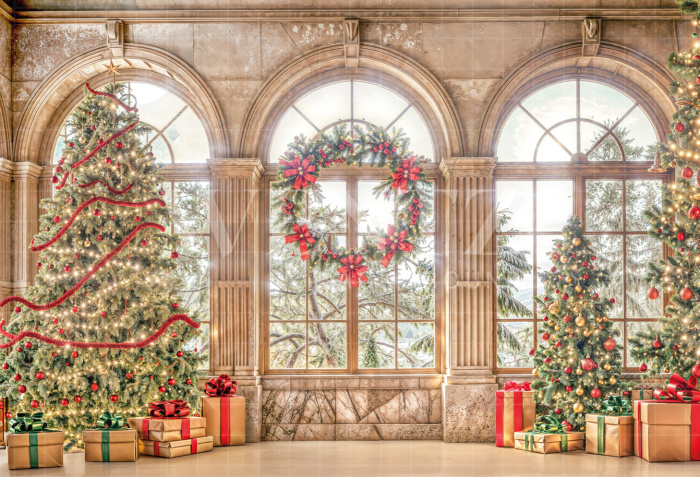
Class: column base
235,379,262,443
442,380,497,443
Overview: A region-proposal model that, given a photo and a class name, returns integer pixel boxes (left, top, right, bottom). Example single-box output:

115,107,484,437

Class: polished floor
1,441,698,476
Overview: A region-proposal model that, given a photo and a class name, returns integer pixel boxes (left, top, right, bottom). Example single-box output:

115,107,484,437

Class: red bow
376,225,414,267
148,399,191,418
337,254,368,287
285,224,316,261
504,381,531,392
205,374,237,397
390,156,420,193
280,155,317,190
653,372,700,402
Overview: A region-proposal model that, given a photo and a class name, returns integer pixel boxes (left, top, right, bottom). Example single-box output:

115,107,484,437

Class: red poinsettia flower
280,155,318,190
391,156,421,193
376,225,414,267
337,254,368,287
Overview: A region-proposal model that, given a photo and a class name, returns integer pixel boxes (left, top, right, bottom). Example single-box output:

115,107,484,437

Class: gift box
495,381,535,447
633,372,700,462
7,413,63,470
83,412,137,462
202,374,245,446
628,388,654,403
514,415,584,454
0,398,6,448
128,400,206,442
139,436,213,458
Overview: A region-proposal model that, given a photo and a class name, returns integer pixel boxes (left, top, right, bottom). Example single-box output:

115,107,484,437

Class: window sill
261,374,445,390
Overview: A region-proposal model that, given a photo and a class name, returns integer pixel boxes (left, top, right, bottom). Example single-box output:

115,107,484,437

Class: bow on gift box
600,396,633,416
9,412,50,433
520,415,570,452
653,372,700,402
205,374,237,397
149,399,191,418
504,381,531,391
284,224,315,261
95,411,126,429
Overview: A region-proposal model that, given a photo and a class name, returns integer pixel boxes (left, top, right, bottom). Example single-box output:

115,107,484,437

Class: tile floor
0,441,696,476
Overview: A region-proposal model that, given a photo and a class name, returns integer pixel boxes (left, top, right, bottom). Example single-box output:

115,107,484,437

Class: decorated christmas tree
0,83,204,448
627,3,700,378
531,216,623,431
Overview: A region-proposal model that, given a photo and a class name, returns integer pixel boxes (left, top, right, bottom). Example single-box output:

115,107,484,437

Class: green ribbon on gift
600,396,633,416
8,413,58,469
522,415,568,452
94,411,126,462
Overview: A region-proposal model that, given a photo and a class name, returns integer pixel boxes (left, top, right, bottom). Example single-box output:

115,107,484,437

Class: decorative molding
439,158,496,179
207,158,264,179
582,18,601,56
0,158,12,181
105,19,124,57
11,162,43,181
343,18,360,68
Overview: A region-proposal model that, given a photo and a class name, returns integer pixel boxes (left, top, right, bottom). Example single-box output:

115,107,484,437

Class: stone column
439,157,498,443
207,158,264,442
12,162,42,296
0,159,12,323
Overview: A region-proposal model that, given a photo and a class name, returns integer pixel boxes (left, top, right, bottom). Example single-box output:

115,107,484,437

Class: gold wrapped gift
7,431,63,470
139,436,213,458
514,431,584,454
202,396,245,446
628,388,654,403
495,382,535,447
585,414,634,457
127,416,206,442
634,399,700,462
83,429,138,462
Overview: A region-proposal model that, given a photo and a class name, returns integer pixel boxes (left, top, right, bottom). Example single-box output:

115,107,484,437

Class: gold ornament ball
571,264,579,271
575,315,586,327
79,136,86,144
609,377,617,385
576,368,583,375
560,256,569,263
572,238,582,246
554,325,561,331
583,329,591,337
664,368,670,373
603,363,612,371
566,276,573,283
603,316,609,322
596,317,603,323
573,402,584,413
575,285,583,293
532,368,540,377
598,379,605,386
565,327,572,333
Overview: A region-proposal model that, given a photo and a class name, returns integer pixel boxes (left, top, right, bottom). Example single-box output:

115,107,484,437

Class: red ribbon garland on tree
284,224,315,261
390,155,421,193
71,119,139,170
0,222,165,311
337,254,368,287
376,225,414,267
85,83,138,112
280,155,317,190
0,314,199,350
55,171,70,191
31,197,165,252
79,180,134,196
149,400,191,418
205,374,237,397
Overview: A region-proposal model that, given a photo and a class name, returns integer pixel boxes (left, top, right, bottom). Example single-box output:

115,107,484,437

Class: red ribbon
280,155,317,190
142,419,149,440
191,438,198,454
205,374,237,397
154,441,159,456
653,372,700,402
221,397,231,446
376,225,414,267
504,381,531,392
284,224,315,261
337,254,368,287
390,156,420,193
148,399,191,418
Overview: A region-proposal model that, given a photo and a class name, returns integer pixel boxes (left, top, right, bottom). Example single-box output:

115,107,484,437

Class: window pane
398,237,434,321
497,181,533,232
586,180,623,232
53,136,65,164
536,235,562,296
269,322,306,369
353,81,408,128
308,322,346,369
150,135,172,164
270,188,306,234
130,82,186,130
419,181,435,232
584,125,623,162
626,235,663,318
308,265,346,321
358,262,394,321
394,107,434,159
168,107,210,163
269,236,306,322
626,322,662,367
626,180,661,231
497,107,542,162
497,322,533,368
269,108,318,163
295,82,351,131
536,181,573,231
183,323,209,364
588,235,624,318
535,134,571,162
173,235,209,320
497,235,533,320
580,82,634,125
522,82,577,129
358,180,394,233
173,182,209,234
358,323,395,369
615,107,657,161
548,122,577,157
398,322,434,368
309,181,347,233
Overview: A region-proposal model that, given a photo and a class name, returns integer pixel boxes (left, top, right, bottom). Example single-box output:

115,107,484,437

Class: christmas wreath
272,124,433,287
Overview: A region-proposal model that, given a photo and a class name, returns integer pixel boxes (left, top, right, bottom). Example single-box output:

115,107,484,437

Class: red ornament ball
134,216,141,222
58,328,64,334
541,332,550,341
64,265,71,272
171,332,177,338
71,306,79,313
528,348,535,356
554,408,562,414
140,239,148,247
610,298,615,304
35,371,44,380
110,395,118,403
167,378,175,386
675,122,685,133
51,352,57,357
582,357,596,371
647,287,660,300
97,234,103,242
116,142,123,149
30,400,39,409
678,232,686,241
683,167,694,179
603,338,616,351
177,351,183,357
1,363,6,370
100,311,106,317
71,351,79,358
24,341,32,349
158,188,166,196
12,373,20,381
692,364,700,377
53,215,61,223
60,398,69,407
18,385,26,394
681,287,694,301
158,386,166,393
640,363,648,372
126,372,132,379
555,341,562,348
93,209,101,216
90,382,99,391
186,379,192,385
563,421,573,432
172,303,179,309
591,387,602,399
689,206,700,220
653,337,662,348
14,306,21,313
171,251,179,259
566,386,573,392
74,395,81,403
564,366,572,374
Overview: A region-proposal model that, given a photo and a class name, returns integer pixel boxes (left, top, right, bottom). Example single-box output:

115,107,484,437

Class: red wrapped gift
496,381,535,447
201,374,245,446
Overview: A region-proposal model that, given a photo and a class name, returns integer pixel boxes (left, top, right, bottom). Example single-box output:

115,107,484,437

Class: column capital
0,158,12,181
439,157,496,179
207,158,264,178
12,162,43,182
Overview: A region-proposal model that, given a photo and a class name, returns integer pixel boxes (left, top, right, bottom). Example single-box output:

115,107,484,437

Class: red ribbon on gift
377,225,413,267
504,381,531,392
337,254,368,287
154,441,159,456
653,372,700,402
149,399,191,418
191,438,198,454
285,224,315,261
205,374,238,446
495,381,530,447
280,155,317,190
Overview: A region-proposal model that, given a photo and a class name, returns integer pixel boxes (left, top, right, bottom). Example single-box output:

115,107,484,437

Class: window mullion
348,177,359,373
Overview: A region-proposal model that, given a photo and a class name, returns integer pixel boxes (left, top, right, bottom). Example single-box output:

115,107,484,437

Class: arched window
265,79,438,373
494,78,669,372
